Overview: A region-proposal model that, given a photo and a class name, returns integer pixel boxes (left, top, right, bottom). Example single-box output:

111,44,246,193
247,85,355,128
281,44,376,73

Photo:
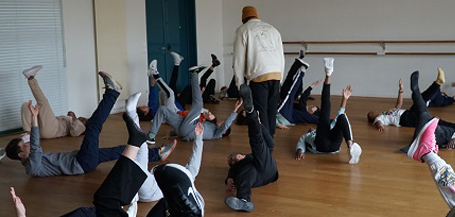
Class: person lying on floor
405,71,455,217
367,68,455,132
136,53,186,121
147,68,241,142
10,111,204,216
293,58,362,164
5,72,173,177
224,84,279,213
20,65,86,139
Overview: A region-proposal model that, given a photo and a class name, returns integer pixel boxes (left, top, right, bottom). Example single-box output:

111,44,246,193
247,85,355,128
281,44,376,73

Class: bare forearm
340,97,348,108
396,91,403,109
31,115,38,127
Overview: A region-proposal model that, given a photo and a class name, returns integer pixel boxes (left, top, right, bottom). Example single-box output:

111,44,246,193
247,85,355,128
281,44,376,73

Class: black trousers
93,156,147,217
400,81,440,127
226,76,240,98
249,80,280,137
314,84,353,152
63,156,147,217
236,113,278,202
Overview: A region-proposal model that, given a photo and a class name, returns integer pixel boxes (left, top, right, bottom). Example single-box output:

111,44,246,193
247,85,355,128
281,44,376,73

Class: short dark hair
222,127,231,137
137,108,153,121
367,111,376,123
6,138,22,160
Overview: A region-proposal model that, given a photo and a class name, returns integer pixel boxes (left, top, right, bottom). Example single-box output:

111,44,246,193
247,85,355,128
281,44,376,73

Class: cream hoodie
233,18,285,89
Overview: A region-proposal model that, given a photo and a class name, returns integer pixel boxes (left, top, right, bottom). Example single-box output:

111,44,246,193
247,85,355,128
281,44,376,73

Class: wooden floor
1,96,455,216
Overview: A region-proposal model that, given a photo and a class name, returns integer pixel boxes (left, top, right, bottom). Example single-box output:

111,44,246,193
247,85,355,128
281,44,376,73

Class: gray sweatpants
422,152,455,209
149,73,202,140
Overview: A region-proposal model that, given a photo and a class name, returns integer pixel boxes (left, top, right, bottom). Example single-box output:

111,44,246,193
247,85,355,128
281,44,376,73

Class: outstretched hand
10,187,26,217
294,149,305,160
399,78,404,90
310,79,323,88
67,111,77,120
234,99,243,112
343,85,352,99
195,122,204,136
226,178,236,191
28,100,39,116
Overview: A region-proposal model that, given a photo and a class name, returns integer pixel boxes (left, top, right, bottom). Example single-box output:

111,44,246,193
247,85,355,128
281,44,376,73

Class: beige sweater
233,18,285,88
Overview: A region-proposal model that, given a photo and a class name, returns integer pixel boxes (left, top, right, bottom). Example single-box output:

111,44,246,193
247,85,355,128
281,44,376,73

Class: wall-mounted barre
283,40,455,56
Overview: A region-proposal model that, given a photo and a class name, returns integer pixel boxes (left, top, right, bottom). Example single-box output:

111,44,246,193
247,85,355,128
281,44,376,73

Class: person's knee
21,102,29,113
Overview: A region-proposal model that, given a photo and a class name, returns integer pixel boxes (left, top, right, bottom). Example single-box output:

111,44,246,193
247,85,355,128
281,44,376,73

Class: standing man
233,6,285,137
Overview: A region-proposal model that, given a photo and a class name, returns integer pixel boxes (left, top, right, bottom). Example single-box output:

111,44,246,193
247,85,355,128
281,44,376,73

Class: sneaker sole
225,197,254,212
349,143,362,164
98,71,123,90
160,139,177,162
407,117,439,161
239,85,253,112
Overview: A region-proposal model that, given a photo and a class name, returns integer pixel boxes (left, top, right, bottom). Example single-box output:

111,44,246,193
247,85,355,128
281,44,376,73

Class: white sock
126,92,141,124
423,152,443,166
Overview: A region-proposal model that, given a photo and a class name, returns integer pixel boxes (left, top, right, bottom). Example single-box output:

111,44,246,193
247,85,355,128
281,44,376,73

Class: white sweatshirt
233,18,285,89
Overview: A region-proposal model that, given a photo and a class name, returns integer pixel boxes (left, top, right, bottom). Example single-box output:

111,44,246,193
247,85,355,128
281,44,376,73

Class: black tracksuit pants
235,113,278,202
314,83,353,152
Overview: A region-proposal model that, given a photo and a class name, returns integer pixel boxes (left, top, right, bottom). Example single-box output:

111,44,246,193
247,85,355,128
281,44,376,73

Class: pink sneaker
407,117,439,162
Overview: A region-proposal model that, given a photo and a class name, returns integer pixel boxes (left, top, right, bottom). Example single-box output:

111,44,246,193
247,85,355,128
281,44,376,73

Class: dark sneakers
98,71,122,92
239,84,254,113
211,54,221,67
225,197,254,212
189,65,207,74
154,163,204,217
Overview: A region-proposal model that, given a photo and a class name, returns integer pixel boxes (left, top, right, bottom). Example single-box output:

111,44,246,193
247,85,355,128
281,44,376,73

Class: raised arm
340,85,352,109
26,101,44,176
213,100,242,137
186,123,204,179
395,78,404,109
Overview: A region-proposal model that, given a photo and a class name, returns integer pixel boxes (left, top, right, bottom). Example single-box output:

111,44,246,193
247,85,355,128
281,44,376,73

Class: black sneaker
189,65,206,74
239,84,254,112
154,163,204,216
204,95,220,104
211,54,221,67
225,197,254,212
98,71,122,91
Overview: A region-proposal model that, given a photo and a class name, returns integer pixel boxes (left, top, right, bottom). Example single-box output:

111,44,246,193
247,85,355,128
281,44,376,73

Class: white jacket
233,18,285,89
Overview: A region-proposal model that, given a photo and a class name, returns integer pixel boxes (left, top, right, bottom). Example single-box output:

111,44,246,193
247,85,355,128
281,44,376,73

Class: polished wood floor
1,96,455,216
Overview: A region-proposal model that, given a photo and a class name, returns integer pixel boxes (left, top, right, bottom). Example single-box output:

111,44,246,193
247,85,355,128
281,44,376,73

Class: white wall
196,0,225,91
62,0,149,117
62,0,98,117
221,0,455,98
125,0,149,106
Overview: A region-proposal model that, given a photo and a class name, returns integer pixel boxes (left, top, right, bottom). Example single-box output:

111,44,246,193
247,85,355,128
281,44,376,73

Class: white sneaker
348,142,362,164
148,60,158,77
22,65,43,78
324,58,334,76
170,51,184,66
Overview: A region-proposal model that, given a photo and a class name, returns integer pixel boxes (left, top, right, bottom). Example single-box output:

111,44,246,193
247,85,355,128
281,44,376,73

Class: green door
146,0,197,94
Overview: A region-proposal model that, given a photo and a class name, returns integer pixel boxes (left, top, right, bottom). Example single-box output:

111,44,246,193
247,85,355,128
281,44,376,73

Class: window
0,0,67,132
